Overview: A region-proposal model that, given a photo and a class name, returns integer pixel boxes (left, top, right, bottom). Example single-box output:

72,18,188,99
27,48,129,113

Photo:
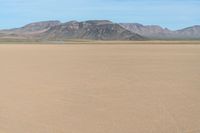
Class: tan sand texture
0,43,200,133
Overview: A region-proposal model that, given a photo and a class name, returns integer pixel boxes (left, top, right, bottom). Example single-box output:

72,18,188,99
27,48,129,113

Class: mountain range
120,23,200,40
0,20,199,41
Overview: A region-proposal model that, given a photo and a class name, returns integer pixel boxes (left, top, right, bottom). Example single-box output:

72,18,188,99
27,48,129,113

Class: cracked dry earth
0,43,200,133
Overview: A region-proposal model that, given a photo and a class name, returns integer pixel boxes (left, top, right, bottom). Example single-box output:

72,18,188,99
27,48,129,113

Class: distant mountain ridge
120,23,200,39
0,21,62,40
0,20,200,41
175,25,200,39
119,23,173,39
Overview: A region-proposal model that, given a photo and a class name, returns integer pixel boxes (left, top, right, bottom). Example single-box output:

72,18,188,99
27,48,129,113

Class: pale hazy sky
0,0,199,30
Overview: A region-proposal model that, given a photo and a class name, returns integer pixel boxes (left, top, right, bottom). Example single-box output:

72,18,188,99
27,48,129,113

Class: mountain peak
23,20,61,27
2,20,61,35
83,20,113,25
40,20,144,40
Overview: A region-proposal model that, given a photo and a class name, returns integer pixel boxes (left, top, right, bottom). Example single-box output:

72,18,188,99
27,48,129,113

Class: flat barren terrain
0,42,200,133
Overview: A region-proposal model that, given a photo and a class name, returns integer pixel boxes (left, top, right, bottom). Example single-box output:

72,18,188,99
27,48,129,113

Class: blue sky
0,0,199,30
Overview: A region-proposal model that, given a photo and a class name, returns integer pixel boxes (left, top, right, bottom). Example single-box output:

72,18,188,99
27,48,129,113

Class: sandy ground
0,43,200,133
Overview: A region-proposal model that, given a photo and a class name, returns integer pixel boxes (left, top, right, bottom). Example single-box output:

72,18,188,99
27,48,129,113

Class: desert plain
0,41,200,133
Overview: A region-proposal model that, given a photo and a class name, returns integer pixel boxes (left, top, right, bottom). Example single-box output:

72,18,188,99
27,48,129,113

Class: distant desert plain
0,41,200,133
